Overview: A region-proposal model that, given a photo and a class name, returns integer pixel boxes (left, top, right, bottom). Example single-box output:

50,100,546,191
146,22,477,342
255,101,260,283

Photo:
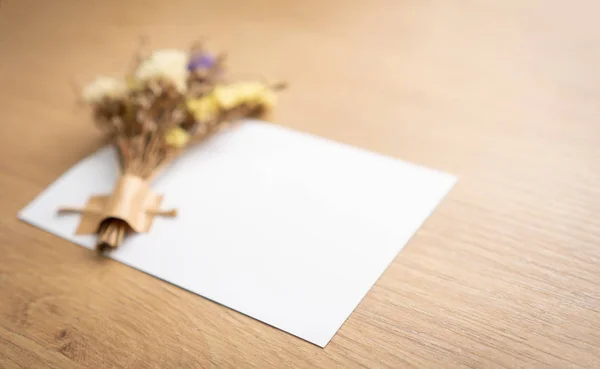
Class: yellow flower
165,127,190,148
186,95,219,122
212,85,243,110
212,82,277,111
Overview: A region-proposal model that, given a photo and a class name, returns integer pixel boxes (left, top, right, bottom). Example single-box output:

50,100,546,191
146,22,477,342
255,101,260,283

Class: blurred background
2,0,599,180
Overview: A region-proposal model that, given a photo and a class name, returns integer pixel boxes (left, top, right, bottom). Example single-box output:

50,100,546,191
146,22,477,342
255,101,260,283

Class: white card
19,121,456,347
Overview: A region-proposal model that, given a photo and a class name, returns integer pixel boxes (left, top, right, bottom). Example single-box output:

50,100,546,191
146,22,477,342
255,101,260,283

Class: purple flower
187,54,216,71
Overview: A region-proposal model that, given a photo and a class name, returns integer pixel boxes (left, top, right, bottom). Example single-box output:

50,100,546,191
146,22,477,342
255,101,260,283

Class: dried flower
69,43,284,250
135,49,189,93
126,75,143,91
186,95,219,122
165,126,191,148
82,76,127,103
188,54,216,71
213,82,277,111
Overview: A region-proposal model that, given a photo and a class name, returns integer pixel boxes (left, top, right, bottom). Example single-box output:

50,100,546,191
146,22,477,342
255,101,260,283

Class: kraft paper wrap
73,174,164,235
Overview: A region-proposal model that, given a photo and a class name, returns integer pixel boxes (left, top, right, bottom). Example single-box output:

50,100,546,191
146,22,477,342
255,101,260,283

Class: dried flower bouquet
59,43,283,250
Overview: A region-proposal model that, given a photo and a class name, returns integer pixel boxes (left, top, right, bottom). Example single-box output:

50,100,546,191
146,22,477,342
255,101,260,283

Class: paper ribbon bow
58,175,176,247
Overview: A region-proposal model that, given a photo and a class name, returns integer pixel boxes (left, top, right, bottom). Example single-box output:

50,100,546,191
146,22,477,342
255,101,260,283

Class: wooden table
1,0,599,367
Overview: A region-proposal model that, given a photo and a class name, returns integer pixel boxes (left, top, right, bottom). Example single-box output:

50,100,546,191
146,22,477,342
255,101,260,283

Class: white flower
135,49,189,93
82,76,127,103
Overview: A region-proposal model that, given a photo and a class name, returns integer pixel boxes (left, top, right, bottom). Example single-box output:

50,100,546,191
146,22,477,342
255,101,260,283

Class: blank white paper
19,121,456,347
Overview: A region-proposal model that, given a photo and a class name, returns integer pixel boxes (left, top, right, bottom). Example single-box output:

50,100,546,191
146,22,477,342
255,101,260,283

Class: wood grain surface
1,0,600,367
